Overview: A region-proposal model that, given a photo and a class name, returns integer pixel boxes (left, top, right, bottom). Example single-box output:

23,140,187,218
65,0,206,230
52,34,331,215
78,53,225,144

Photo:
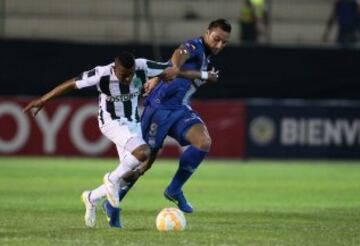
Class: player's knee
195,135,212,151
132,144,151,162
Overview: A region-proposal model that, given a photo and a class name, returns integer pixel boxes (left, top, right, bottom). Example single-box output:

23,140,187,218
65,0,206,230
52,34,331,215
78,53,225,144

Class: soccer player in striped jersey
103,19,231,223
23,51,211,228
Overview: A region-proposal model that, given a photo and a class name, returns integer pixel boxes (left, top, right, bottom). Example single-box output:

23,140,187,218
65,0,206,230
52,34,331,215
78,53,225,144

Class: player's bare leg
184,123,212,151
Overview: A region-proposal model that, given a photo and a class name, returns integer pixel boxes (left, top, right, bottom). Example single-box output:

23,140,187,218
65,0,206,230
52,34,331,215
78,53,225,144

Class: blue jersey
144,37,211,109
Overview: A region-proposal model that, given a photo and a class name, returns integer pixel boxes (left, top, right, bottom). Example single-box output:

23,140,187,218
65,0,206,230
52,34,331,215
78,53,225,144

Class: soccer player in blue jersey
104,18,231,227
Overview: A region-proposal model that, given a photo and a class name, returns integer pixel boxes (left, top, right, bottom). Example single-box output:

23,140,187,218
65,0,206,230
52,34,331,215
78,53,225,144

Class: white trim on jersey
136,58,170,78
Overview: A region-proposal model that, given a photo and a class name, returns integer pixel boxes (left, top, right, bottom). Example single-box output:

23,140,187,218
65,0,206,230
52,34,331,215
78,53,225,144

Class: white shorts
99,119,146,160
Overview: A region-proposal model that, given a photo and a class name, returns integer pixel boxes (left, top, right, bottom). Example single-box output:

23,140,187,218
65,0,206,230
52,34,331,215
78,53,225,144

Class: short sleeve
75,67,101,89
135,58,170,78
182,41,198,58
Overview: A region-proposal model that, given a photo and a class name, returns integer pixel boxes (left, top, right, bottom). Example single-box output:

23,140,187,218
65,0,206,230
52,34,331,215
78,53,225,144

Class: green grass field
0,157,360,246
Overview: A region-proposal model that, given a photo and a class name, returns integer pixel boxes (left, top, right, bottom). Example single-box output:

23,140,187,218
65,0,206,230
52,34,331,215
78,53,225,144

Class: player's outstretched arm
144,67,219,96
144,44,193,82
172,43,219,83
23,79,77,116
178,67,219,83
169,44,192,77
158,67,181,82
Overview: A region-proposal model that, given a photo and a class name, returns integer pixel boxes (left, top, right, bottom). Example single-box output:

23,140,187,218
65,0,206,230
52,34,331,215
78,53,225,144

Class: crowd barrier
246,99,360,159
1,97,359,159
0,97,245,158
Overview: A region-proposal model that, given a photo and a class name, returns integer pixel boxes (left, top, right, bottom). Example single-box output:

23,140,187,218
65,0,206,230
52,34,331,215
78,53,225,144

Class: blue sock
167,146,208,194
118,182,134,202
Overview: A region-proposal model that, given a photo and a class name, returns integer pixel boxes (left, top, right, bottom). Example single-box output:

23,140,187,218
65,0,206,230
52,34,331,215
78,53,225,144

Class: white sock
89,178,129,205
89,184,107,204
109,153,140,184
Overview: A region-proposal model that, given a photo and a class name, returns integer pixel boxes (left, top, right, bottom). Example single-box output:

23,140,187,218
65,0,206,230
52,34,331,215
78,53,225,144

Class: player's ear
204,30,210,40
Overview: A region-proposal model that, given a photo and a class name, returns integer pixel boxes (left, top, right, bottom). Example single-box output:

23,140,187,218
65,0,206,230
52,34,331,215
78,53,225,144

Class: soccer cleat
81,191,96,228
164,188,193,213
102,200,122,228
103,172,120,208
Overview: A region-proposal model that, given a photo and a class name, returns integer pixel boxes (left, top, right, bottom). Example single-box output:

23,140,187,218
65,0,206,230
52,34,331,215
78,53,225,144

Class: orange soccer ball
156,207,186,232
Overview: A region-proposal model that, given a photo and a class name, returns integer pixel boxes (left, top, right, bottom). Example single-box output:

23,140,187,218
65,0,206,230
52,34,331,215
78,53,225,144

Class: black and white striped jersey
75,58,169,124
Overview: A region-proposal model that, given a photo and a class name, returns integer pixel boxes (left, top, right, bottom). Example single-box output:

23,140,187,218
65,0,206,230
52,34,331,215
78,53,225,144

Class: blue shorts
141,106,204,152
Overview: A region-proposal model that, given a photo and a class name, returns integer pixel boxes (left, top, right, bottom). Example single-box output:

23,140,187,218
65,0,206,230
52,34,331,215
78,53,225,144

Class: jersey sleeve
182,40,199,59
135,58,170,79
75,66,102,89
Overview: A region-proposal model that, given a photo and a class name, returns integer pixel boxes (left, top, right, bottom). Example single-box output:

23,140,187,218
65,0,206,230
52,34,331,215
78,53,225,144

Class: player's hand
207,67,219,83
143,77,160,97
161,67,180,82
23,98,45,116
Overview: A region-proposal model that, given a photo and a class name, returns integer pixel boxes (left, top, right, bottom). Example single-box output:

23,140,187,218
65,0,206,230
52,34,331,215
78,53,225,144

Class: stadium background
1,1,360,246
1,0,360,159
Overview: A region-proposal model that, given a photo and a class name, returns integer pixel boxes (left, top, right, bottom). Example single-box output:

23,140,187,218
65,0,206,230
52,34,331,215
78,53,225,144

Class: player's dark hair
116,51,135,69
208,18,232,33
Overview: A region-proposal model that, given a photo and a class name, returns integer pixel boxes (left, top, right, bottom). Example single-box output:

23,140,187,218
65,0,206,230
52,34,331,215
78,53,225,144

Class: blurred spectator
184,6,199,20
323,0,360,45
239,0,270,44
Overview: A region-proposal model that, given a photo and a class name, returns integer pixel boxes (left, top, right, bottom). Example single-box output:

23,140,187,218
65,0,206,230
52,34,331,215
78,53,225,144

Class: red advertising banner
0,97,245,158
